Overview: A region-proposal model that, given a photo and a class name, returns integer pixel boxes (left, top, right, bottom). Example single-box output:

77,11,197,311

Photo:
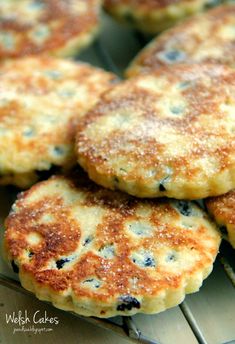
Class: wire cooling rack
0,13,235,344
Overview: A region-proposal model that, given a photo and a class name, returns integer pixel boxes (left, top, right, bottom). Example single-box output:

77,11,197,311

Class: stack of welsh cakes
2,1,235,319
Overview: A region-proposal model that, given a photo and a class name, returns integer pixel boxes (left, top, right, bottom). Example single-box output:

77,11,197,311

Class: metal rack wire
0,272,157,344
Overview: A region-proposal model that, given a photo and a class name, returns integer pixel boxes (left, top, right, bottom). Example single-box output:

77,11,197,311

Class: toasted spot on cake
206,189,235,248
0,0,102,59
76,64,235,199
127,5,235,77
103,0,219,34
0,56,115,188
4,175,220,317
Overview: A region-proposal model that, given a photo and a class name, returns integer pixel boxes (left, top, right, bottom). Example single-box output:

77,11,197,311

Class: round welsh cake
103,0,217,34
0,0,101,59
4,175,220,317
0,56,115,188
206,190,235,249
127,4,235,77
76,64,235,199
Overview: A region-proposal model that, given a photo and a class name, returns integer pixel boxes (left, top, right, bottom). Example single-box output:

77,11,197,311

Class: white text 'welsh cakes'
0,56,115,188
4,175,220,317
76,64,235,199
103,0,218,34
206,190,235,249
0,0,101,59
127,4,235,77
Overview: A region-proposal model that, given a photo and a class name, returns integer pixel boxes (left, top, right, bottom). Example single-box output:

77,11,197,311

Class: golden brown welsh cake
0,0,101,59
206,190,235,249
4,175,220,317
103,0,218,34
127,4,235,77
76,64,235,199
0,56,115,188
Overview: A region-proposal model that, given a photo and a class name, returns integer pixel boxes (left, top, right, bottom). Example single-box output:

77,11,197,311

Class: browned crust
206,190,235,248
206,190,235,226
0,0,101,58
104,0,210,34
127,5,235,76
76,64,235,199
0,56,115,182
5,176,220,308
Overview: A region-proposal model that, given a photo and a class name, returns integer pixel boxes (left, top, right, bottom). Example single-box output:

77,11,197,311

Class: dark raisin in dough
117,295,140,311
56,258,70,269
